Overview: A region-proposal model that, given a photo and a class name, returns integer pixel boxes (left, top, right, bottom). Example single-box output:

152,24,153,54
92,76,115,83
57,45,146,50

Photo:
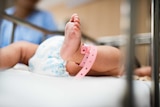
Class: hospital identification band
75,45,97,78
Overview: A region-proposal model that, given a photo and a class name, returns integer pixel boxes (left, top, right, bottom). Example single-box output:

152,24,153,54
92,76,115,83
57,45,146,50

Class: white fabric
29,36,69,77
0,64,151,107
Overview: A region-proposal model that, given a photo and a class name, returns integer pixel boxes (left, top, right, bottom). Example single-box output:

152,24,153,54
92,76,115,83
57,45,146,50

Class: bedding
0,64,151,107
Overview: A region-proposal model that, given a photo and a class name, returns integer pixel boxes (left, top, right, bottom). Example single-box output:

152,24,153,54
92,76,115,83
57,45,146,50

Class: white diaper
29,36,69,77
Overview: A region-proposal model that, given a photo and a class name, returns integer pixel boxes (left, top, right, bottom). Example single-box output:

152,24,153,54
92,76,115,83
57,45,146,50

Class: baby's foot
60,14,81,61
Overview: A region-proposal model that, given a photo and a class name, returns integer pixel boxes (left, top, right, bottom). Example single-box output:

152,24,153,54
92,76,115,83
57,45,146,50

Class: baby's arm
0,41,38,69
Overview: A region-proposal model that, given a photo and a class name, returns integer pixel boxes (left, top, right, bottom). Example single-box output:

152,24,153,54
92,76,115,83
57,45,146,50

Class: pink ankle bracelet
75,45,97,78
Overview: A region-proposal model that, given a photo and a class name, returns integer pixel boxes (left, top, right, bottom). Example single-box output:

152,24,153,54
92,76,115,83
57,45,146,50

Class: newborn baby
0,14,149,78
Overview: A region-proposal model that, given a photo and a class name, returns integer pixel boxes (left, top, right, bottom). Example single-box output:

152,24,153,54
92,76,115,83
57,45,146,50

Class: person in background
0,0,58,48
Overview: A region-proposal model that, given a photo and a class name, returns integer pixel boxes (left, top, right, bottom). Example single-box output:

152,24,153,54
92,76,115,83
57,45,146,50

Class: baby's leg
0,41,38,69
91,46,123,76
66,57,123,76
61,14,81,61
65,46,123,76
61,14,123,76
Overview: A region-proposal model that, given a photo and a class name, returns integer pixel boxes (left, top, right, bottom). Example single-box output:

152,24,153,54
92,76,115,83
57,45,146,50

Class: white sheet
0,65,151,107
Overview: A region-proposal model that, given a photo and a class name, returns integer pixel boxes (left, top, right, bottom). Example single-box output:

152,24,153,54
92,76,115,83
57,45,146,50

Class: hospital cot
0,0,159,107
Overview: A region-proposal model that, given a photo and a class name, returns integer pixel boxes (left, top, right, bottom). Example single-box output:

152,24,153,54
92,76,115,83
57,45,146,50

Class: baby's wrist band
75,45,97,78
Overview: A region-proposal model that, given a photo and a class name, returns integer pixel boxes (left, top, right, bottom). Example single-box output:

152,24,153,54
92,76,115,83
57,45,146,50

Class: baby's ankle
69,44,84,63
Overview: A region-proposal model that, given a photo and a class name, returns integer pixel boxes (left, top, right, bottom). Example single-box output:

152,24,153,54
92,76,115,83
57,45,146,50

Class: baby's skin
0,14,151,77
60,14,123,76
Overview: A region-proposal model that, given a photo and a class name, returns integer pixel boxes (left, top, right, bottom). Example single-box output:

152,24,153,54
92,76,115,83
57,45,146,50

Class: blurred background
0,0,151,66
40,0,151,67
39,0,151,36
1,0,151,37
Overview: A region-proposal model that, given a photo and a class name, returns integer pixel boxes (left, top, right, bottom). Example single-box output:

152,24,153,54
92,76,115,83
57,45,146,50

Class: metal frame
10,23,16,43
122,0,160,107
0,11,64,35
120,0,138,107
151,0,160,107
0,11,99,44
0,0,159,107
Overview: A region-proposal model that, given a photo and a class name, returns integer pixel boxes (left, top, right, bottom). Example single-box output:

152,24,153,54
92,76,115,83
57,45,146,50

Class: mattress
0,64,151,107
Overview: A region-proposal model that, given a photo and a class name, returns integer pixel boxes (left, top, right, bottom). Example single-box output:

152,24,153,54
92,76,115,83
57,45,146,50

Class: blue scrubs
0,7,58,48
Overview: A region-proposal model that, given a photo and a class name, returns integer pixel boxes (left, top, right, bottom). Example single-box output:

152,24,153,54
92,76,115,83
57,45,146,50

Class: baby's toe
70,14,78,21
74,17,80,23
